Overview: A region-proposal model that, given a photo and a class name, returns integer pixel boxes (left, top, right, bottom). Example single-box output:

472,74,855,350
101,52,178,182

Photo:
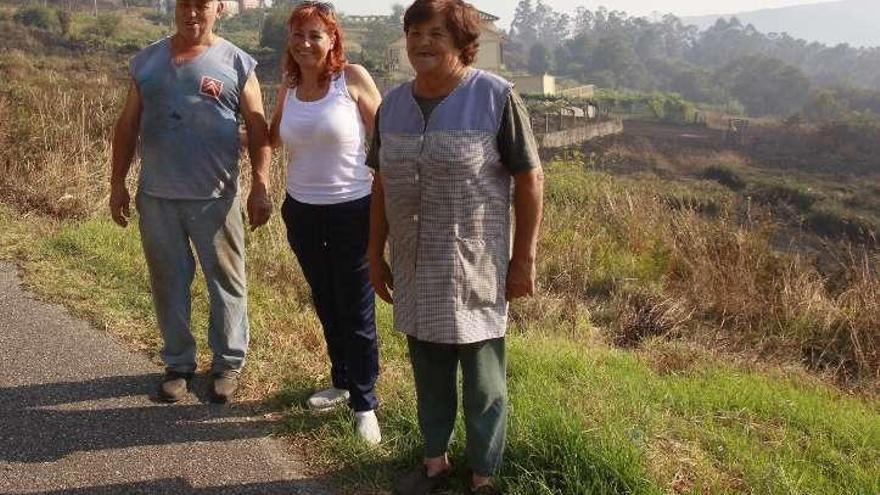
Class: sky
333,0,832,28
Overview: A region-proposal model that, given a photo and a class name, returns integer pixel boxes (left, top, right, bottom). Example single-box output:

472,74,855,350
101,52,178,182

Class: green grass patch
278,331,880,494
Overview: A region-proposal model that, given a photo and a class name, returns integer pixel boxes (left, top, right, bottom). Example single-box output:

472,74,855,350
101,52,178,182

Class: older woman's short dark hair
403,0,481,66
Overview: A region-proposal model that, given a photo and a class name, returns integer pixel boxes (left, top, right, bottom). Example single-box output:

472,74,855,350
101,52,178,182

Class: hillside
685,0,880,48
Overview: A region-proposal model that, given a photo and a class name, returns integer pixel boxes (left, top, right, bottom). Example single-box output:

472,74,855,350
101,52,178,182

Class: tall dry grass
0,47,124,216
534,157,880,389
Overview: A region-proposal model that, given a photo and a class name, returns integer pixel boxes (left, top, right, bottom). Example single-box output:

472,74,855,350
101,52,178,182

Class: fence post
544,113,550,134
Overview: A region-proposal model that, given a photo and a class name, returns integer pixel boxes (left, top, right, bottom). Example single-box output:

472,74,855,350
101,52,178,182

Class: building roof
344,15,389,23
345,10,499,24
478,10,499,22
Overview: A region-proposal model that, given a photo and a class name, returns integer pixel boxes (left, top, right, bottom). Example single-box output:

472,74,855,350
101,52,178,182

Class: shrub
659,192,722,216
747,181,817,211
56,10,71,36
609,288,691,348
699,165,746,191
806,207,878,244
13,6,60,32
144,11,172,25
85,13,122,39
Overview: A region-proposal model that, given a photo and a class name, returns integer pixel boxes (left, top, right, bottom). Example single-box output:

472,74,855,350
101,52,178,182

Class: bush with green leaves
84,13,122,39
592,89,699,124
56,10,71,36
13,6,60,32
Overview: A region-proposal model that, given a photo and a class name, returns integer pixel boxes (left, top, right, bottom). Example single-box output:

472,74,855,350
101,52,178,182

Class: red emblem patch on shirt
199,76,223,100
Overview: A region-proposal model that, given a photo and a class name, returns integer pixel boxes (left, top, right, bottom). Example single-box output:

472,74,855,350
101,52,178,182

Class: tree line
507,0,880,118
139,0,880,121
17,0,875,121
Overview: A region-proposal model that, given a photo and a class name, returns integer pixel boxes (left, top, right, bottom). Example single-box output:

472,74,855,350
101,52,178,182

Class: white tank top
279,70,372,205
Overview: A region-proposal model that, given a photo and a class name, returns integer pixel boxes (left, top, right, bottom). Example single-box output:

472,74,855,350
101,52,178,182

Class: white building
510,74,556,96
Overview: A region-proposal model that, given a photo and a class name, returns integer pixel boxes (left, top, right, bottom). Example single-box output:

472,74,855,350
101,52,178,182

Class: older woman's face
288,18,334,71
405,16,461,76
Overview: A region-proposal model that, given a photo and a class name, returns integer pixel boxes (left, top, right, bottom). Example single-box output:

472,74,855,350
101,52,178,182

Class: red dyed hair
404,0,481,66
283,2,346,87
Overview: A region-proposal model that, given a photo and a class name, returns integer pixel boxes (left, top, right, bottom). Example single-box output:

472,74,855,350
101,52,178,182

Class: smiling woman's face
405,15,462,77
288,18,334,71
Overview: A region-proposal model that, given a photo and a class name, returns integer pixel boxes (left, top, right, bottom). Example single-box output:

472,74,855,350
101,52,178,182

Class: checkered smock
378,70,513,344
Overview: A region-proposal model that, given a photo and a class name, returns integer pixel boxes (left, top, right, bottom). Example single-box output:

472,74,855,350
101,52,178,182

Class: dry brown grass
610,289,692,348
806,252,880,382
0,48,124,217
537,157,880,391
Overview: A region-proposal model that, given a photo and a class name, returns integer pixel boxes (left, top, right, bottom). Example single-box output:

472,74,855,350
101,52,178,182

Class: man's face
175,0,221,43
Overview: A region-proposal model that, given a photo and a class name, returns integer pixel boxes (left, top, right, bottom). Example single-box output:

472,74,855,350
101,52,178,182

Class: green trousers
406,336,508,476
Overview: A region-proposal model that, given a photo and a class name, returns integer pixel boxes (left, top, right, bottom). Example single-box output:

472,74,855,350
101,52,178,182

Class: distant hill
684,0,880,48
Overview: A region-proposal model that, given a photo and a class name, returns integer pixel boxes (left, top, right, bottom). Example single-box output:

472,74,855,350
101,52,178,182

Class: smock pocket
454,237,502,309
427,137,485,178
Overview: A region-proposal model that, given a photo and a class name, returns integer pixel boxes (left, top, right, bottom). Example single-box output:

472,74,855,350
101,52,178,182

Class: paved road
0,263,334,495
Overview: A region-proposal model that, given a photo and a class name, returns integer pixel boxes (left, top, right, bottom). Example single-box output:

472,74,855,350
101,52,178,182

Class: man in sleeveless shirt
109,0,271,404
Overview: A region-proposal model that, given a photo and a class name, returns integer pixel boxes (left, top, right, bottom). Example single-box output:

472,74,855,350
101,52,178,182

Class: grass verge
1,203,878,494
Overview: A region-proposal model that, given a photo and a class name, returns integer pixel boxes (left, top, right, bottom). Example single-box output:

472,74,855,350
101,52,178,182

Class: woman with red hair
269,0,383,445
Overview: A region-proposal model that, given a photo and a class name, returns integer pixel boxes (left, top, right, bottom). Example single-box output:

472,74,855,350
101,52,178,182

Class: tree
804,89,849,122
348,13,402,76
533,0,568,49
718,55,811,116
510,0,537,49
504,5,880,108
591,36,639,76
260,7,290,52
503,35,528,72
383,3,402,23
528,42,551,75
689,17,767,68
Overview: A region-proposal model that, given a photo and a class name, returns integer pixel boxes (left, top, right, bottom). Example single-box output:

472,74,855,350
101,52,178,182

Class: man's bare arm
109,81,142,227
240,71,272,230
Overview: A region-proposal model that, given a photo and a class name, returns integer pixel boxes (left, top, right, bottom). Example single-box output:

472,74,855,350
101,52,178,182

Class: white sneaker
306,387,350,412
354,410,381,445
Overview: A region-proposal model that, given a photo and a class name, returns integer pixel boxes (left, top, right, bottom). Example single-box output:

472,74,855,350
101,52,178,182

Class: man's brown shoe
157,370,193,403
208,370,239,404
392,466,451,495
468,483,502,495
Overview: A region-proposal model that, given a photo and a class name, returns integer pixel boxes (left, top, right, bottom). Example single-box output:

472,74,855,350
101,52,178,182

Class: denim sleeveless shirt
131,37,257,199
379,69,513,344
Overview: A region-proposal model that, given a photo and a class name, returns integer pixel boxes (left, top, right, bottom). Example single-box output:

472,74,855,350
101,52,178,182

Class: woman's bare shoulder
344,63,376,87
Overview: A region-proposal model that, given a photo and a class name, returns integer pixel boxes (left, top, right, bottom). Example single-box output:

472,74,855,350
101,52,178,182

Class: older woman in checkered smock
365,0,544,492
